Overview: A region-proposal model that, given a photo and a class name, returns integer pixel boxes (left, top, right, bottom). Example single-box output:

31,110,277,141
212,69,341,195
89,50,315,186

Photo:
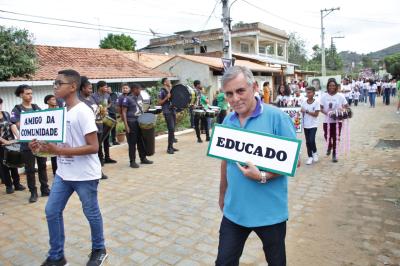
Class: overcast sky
0,0,399,56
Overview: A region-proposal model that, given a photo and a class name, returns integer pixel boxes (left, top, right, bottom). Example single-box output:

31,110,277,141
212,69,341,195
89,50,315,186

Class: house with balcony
140,22,290,64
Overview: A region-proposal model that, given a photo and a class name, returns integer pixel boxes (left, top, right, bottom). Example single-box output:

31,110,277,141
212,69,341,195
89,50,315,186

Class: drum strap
132,95,143,116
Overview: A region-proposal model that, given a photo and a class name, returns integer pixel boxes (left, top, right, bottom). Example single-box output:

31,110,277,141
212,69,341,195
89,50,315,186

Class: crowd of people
0,65,399,265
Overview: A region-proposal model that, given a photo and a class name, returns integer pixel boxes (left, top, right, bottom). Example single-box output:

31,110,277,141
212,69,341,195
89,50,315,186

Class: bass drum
3,143,24,168
171,84,196,109
140,90,151,112
138,113,157,156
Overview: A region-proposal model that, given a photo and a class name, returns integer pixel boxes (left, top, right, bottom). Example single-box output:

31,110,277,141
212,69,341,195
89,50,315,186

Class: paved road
0,98,399,265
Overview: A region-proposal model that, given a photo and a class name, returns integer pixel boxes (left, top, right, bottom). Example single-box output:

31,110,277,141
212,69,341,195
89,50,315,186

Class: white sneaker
396,111,400,114
306,157,313,165
312,153,319,162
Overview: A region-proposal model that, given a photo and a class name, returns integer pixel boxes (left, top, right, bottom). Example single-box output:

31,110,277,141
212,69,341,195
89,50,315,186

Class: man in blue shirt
216,66,297,266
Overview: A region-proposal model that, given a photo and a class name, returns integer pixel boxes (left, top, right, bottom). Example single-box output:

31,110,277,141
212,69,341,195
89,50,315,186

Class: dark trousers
217,110,227,124
21,150,48,192
216,216,286,266
98,132,111,161
348,99,353,106
304,127,317,157
384,88,391,105
51,156,57,176
163,112,175,149
0,147,21,188
354,99,359,106
127,120,146,163
109,114,117,143
194,115,209,140
323,122,342,156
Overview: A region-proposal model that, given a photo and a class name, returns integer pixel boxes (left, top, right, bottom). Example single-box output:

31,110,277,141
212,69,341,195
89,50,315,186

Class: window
240,42,250,53
259,46,266,54
277,43,284,57
266,44,275,55
184,47,195,55
200,45,207,53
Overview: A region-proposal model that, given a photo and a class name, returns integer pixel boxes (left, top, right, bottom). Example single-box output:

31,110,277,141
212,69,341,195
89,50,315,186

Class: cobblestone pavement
0,98,399,266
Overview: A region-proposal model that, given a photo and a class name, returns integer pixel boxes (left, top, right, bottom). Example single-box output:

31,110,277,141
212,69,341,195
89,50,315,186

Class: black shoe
173,138,178,143
87,248,108,266
332,155,338,163
112,141,120,145
101,173,108,180
104,158,117,164
197,139,203,143
29,190,38,203
6,186,14,194
130,162,140,168
167,148,174,154
41,188,51,197
41,256,68,266
140,159,153,164
14,184,26,191
172,147,179,152
326,150,331,156
205,137,210,142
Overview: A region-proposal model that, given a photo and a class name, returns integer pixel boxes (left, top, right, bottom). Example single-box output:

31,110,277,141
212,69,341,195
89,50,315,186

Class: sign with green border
19,108,66,143
207,124,302,177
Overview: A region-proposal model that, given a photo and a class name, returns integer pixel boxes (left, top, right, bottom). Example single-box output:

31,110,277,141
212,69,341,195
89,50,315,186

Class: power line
0,9,171,36
0,16,157,37
239,0,320,30
305,11,400,25
202,0,221,30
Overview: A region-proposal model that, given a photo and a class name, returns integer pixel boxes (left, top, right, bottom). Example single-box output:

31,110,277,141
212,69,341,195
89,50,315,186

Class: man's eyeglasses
53,81,72,87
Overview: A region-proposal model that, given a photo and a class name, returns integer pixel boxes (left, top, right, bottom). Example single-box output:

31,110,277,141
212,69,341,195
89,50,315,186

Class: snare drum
205,110,216,118
3,143,24,168
209,106,221,115
193,109,205,117
102,116,117,128
138,113,157,156
140,90,151,112
171,84,196,109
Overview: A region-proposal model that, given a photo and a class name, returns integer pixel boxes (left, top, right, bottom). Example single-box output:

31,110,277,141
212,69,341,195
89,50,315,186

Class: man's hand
28,139,41,154
236,161,261,181
300,107,306,113
39,142,60,155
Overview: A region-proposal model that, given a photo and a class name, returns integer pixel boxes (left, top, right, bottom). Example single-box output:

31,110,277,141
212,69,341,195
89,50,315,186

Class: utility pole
221,0,233,70
320,7,340,76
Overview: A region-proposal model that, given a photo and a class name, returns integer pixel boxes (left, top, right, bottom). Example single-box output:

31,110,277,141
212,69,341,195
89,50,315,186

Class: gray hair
221,66,254,89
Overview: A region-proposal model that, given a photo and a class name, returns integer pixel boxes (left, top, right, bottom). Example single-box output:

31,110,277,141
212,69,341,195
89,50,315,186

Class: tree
287,32,308,67
361,56,373,68
99,33,136,51
384,52,400,78
0,26,37,81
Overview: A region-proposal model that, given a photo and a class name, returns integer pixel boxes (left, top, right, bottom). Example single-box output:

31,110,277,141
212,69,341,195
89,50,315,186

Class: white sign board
207,124,301,177
19,108,66,143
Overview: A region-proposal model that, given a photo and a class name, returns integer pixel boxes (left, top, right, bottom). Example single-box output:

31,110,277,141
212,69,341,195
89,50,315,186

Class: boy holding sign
215,66,297,266
30,70,107,266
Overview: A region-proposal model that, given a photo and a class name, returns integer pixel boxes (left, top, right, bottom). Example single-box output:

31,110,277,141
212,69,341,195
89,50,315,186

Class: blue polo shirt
222,97,296,227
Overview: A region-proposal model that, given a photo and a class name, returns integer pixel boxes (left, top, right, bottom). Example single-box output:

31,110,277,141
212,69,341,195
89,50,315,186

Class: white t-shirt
301,99,320,128
368,84,377,93
56,102,101,181
353,91,360,100
341,84,352,98
292,94,306,107
320,92,348,123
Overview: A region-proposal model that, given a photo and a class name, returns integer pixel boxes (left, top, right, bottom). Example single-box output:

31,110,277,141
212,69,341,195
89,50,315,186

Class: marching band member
121,83,153,168
193,80,210,143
